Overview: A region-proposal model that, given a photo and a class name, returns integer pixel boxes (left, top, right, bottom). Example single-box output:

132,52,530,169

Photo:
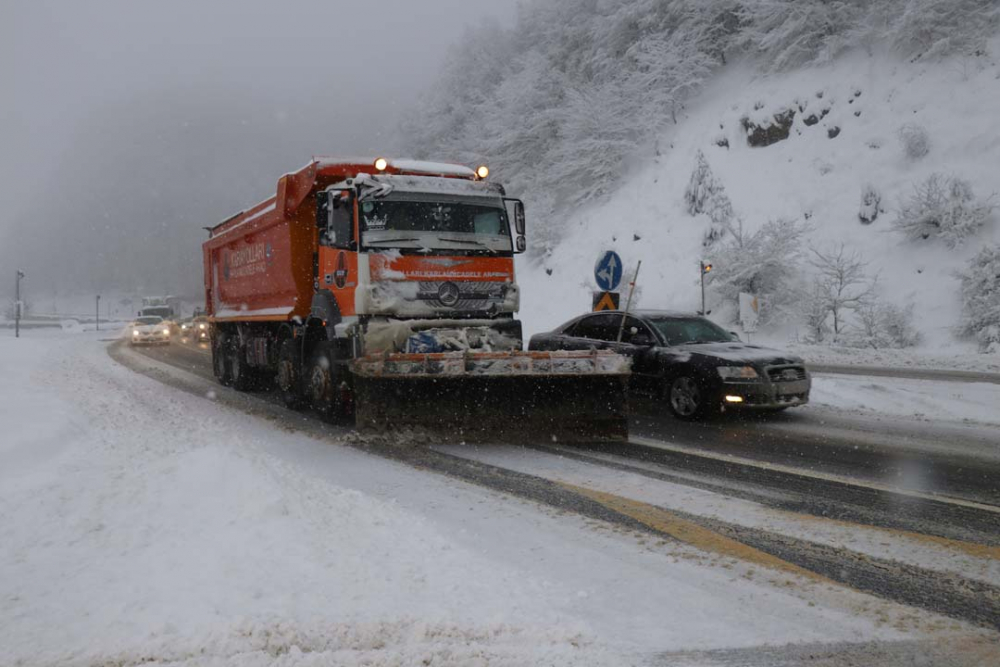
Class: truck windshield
360,200,512,253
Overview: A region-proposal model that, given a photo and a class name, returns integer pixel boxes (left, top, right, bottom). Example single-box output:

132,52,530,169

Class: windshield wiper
366,237,419,244
437,237,497,254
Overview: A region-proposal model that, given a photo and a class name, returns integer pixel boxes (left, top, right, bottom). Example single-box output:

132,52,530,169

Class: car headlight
132,329,140,336
717,365,759,380
199,323,207,330
163,328,170,335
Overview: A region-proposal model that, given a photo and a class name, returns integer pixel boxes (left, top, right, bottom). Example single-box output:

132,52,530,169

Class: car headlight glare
132,330,139,336
199,323,207,329
717,365,758,380
163,328,170,335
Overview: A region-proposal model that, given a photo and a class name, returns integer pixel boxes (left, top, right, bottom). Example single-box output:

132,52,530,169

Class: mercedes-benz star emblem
438,281,461,307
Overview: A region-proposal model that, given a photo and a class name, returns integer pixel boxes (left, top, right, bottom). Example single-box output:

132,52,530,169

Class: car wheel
213,334,232,386
667,375,711,421
277,339,305,410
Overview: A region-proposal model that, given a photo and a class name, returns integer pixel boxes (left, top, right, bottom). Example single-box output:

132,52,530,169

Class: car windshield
135,317,162,326
141,307,173,319
359,199,511,252
648,316,734,345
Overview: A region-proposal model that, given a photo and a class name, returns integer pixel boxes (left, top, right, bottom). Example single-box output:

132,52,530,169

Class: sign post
739,292,759,341
14,270,25,338
699,261,713,315
615,260,642,342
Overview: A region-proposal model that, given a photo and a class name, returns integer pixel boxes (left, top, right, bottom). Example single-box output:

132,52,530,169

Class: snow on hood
672,341,804,366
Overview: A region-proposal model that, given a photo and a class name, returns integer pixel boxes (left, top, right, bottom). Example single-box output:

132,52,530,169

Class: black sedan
528,310,810,420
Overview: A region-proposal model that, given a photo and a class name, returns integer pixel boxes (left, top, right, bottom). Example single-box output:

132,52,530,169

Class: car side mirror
729,331,742,341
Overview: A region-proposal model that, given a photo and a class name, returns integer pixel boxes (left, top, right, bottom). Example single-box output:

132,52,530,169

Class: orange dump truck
202,157,628,440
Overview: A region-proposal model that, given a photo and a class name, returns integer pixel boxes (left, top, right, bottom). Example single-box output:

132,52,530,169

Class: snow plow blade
351,350,630,442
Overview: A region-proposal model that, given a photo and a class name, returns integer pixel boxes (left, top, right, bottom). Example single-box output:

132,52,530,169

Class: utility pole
699,261,713,316
96,294,101,331
15,270,25,338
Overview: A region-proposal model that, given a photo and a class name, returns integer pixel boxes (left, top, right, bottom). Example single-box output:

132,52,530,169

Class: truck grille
416,281,506,311
767,366,807,382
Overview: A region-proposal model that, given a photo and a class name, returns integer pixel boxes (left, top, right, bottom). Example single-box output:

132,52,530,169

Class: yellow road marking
560,482,830,583
786,511,1000,563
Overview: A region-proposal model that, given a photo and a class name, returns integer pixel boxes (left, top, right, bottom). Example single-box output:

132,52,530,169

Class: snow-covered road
1,330,993,665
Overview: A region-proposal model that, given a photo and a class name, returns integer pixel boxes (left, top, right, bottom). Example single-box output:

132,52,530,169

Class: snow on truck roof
354,174,503,201
313,157,476,178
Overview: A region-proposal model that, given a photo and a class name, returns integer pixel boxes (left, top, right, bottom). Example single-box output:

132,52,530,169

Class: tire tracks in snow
113,340,1000,632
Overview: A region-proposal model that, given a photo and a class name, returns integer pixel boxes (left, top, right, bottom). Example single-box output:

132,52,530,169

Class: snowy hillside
517,37,1000,354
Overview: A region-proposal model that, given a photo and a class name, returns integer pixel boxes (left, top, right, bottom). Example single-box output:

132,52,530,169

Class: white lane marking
629,435,1000,515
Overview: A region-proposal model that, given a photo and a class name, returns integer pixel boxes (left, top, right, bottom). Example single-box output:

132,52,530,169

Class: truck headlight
717,365,758,380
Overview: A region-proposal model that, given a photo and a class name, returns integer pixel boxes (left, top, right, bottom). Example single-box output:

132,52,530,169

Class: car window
567,314,621,342
649,317,733,345
619,317,656,345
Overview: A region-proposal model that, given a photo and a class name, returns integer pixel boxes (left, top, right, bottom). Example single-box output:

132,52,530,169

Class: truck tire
306,343,353,423
213,333,232,386
277,339,305,410
229,338,253,392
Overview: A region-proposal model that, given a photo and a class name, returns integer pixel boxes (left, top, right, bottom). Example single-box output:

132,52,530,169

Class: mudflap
351,350,630,443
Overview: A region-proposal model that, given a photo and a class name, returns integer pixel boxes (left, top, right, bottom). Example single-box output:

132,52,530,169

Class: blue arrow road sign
594,251,623,292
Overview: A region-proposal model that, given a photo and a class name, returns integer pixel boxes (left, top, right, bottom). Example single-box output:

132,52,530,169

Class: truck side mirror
504,198,526,254
318,191,355,250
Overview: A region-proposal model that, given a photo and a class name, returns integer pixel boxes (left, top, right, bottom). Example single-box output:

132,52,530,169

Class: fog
0,0,516,302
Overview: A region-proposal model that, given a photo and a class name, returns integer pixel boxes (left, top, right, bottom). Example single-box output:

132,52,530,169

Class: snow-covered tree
850,300,921,349
897,123,930,160
893,174,995,248
684,150,735,245
957,244,1000,353
858,183,882,224
887,0,1000,60
706,217,808,324
808,244,877,336
801,280,833,343
735,0,865,71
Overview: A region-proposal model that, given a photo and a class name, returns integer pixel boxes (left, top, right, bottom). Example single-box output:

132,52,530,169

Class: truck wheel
277,340,305,410
307,344,353,423
213,334,232,386
229,339,252,392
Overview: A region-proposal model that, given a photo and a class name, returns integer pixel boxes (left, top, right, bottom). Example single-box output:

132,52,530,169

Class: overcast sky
1,0,519,299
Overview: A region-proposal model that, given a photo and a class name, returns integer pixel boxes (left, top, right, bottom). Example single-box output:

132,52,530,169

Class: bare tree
808,244,877,336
